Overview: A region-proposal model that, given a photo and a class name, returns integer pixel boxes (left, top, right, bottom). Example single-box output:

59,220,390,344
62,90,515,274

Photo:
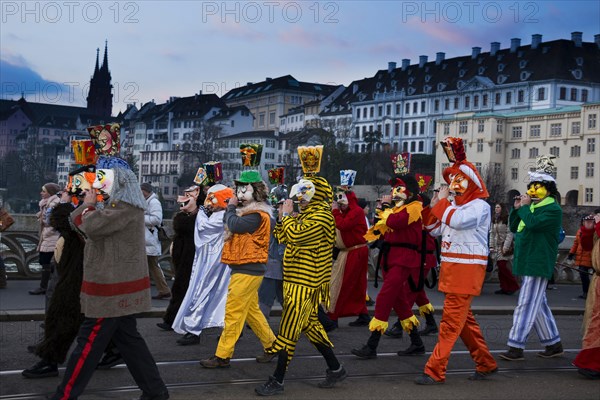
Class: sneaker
418,324,438,336
318,365,347,388
176,332,200,346
256,351,277,363
199,355,230,369
348,314,371,327
468,368,498,380
156,322,173,331
21,360,58,378
351,345,377,359
499,347,524,361
255,375,284,396
384,322,403,338
414,373,444,385
397,343,425,356
28,287,46,295
537,342,563,358
97,352,123,369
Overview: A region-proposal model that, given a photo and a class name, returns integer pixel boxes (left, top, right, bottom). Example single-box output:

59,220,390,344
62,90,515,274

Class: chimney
510,38,521,53
595,34,600,49
471,47,481,59
401,59,410,71
266,77,272,81
419,55,428,68
531,34,542,49
246,82,253,86
388,61,397,73
571,31,583,47
352,83,359,94
490,42,500,56
436,52,445,65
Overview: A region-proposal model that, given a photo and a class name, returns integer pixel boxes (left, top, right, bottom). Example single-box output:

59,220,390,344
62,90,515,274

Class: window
517,90,524,103
572,121,581,135
355,127,360,138
172,187,178,195
529,147,539,158
386,104,391,116
459,121,468,134
589,114,597,129
396,104,401,114
505,92,512,104
259,113,265,127
571,166,579,179
411,122,417,135
482,94,488,107
418,141,424,152
549,146,560,157
511,148,521,159
550,123,562,136
444,99,450,110
454,97,459,109
385,124,390,137
266,139,275,148
476,138,484,152
586,162,594,177
413,102,418,114
265,152,275,160
370,107,374,118
495,93,501,105
404,122,409,135
443,123,450,135
511,167,518,180
588,138,596,153
496,120,503,133
581,89,588,102
356,108,361,119
559,87,566,100
570,88,577,101
465,96,470,109
405,103,410,114
394,123,400,136
421,101,425,113
537,87,546,101
434,100,440,112
478,120,485,133
512,126,523,139
378,105,383,117
496,139,502,153
402,142,408,152
410,141,416,152
419,121,425,135
163,187,169,195
585,188,594,203
571,145,581,157
474,95,479,108
530,125,541,137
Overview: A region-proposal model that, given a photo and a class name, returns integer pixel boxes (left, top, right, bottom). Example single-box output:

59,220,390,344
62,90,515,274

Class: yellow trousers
215,273,276,359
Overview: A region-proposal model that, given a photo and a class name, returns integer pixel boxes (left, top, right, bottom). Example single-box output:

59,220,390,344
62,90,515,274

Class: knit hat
43,182,61,196
140,182,154,193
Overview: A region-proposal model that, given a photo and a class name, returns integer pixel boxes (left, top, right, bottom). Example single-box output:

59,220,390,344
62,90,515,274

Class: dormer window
459,69,466,78
498,63,505,72
519,60,528,69
425,75,431,82
497,75,508,84
575,57,584,66
572,69,583,80
478,66,486,75
408,77,415,85
520,71,532,81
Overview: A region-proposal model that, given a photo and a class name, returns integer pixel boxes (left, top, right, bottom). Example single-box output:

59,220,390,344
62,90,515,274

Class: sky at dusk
1,1,599,114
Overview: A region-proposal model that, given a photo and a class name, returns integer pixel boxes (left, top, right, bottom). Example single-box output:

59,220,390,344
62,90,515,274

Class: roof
222,75,338,101
222,130,277,140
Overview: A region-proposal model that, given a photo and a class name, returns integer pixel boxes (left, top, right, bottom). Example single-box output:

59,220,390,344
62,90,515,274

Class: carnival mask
204,184,232,211
289,179,315,204
527,182,548,202
178,186,200,213
336,191,348,206
93,169,115,197
236,183,255,205
391,185,408,206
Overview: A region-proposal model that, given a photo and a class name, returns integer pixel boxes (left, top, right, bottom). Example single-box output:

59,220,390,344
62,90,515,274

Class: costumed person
255,145,347,396
172,183,233,345
200,169,276,368
22,201,83,379
491,203,519,295
573,209,600,379
352,171,426,359
357,198,376,307
157,185,207,331
49,148,169,400
258,183,288,320
416,137,497,384
327,170,370,328
29,182,61,295
499,155,563,361
385,181,439,339
568,215,595,300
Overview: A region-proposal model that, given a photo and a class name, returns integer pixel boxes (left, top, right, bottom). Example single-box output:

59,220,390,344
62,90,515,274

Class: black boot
419,313,438,336
22,359,58,378
318,306,337,332
348,313,371,327
29,264,51,295
397,327,425,356
384,320,403,338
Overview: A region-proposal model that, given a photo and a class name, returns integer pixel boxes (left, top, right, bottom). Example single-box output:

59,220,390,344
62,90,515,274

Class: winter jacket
426,198,490,296
37,195,61,253
509,198,562,279
490,221,513,261
143,193,163,256
71,201,151,318
569,226,594,268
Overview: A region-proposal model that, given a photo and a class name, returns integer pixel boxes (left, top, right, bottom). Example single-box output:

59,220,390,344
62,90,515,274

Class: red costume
329,191,369,320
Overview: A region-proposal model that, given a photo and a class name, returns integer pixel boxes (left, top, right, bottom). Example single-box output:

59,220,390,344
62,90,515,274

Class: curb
0,306,584,322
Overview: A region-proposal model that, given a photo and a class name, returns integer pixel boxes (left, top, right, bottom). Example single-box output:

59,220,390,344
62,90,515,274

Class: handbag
156,223,170,241
0,208,15,232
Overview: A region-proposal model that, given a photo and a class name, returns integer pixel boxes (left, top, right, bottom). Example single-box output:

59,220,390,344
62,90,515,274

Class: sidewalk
0,278,586,321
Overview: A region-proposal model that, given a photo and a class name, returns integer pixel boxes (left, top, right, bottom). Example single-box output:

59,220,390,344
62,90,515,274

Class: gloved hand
567,253,574,261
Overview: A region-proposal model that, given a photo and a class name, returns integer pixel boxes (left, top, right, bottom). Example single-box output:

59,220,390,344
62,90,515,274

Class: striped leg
507,276,547,349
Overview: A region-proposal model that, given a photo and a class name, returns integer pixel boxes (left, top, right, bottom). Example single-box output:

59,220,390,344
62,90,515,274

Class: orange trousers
424,293,497,381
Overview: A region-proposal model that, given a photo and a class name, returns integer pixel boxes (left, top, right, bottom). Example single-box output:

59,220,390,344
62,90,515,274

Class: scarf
517,196,554,232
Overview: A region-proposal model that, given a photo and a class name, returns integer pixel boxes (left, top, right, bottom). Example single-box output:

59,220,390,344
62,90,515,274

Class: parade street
1,281,597,400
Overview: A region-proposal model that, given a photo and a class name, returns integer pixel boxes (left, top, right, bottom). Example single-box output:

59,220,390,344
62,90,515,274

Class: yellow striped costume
270,176,335,366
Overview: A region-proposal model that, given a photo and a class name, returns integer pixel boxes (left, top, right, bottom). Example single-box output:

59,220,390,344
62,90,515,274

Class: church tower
86,41,113,118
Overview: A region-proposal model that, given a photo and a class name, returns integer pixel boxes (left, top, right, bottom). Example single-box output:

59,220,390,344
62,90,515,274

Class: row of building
1,33,599,210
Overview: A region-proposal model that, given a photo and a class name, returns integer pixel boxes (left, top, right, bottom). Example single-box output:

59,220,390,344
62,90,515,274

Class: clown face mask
290,179,315,205
448,172,468,197
527,182,549,202
236,183,254,205
93,169,115,197
335,191,349,210
71,171,94,196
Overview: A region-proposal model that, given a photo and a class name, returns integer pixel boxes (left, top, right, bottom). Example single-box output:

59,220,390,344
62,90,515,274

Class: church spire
101,40,109,72
94,47,100,75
